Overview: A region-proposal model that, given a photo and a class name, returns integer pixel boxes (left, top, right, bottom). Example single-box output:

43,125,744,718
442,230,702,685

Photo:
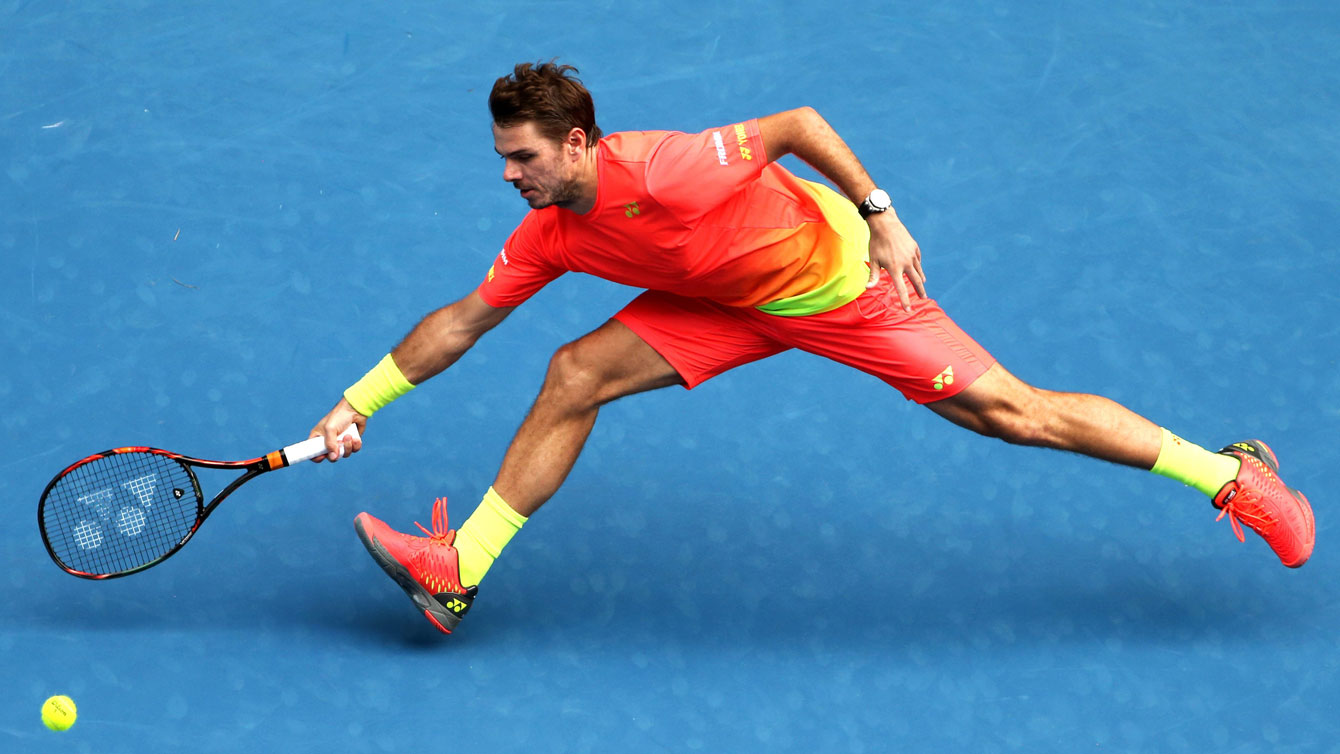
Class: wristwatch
857,188,892,219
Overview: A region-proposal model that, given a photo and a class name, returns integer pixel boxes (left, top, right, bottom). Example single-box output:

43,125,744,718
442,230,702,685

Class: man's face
493,121,585,210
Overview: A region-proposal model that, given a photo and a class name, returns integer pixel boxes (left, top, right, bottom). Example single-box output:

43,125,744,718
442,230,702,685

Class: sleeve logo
711,131,729,166
733,123,752,160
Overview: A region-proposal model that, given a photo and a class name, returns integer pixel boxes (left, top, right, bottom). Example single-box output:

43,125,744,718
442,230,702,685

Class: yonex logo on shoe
933,366,954,391
444,598,467,612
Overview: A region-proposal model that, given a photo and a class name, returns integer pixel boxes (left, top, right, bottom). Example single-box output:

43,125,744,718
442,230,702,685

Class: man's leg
450,292,790,595
925,362,1313,567
444,318,682,588
354,319,683,634
491,317,684,516
354,292,789,634
754,273,1312,568
924,362,1163,468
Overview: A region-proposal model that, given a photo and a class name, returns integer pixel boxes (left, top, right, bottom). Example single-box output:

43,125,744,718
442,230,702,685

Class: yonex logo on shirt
624,201,641,218
733,123,752,160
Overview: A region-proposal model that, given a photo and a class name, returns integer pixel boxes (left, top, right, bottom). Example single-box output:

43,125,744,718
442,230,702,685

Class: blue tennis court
3,1,1338,751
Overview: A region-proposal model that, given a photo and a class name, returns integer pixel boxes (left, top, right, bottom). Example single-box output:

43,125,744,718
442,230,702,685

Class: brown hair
489,61,603,145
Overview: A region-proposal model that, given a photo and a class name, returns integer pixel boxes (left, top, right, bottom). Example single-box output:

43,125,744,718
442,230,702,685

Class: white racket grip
284,425,361,464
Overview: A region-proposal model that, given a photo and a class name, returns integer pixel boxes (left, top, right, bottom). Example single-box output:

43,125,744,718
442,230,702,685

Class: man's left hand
866,212,926,312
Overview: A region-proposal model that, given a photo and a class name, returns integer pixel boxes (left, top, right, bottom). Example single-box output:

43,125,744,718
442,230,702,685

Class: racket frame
38,430,354,579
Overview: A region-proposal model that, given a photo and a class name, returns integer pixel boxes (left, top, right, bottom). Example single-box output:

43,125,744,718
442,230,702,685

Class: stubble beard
527,175,585,210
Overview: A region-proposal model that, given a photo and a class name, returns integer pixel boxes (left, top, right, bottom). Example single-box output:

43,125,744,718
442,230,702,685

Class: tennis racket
38,426,360,579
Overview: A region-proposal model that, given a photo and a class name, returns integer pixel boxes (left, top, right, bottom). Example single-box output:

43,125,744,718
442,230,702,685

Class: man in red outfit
311,62,1314,635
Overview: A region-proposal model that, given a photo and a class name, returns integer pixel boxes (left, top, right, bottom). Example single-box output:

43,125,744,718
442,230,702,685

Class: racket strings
42,452,200,576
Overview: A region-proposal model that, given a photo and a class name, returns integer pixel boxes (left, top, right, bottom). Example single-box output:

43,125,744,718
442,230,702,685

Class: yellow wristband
344,354,415,417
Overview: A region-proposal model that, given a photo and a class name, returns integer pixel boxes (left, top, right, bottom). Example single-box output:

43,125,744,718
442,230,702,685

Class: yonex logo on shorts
933,366,955,391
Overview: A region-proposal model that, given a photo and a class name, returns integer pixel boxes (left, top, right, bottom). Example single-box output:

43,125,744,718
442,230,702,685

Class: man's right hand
309,397,367,462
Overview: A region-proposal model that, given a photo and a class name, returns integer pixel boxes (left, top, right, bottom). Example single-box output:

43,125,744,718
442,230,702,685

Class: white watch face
869,189,891,210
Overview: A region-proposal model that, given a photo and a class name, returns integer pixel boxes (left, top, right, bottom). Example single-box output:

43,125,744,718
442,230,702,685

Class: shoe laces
413,496,457,546
1216,485,1272,543
409,497,462,594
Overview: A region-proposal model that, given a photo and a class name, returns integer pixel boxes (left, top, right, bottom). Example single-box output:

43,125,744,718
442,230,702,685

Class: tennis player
311,62,1314,635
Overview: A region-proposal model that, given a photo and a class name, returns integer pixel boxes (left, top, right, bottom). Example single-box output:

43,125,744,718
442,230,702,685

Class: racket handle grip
283,425,361,465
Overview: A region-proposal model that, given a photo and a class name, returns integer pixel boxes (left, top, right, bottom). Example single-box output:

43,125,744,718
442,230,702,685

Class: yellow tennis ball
41,695,77,731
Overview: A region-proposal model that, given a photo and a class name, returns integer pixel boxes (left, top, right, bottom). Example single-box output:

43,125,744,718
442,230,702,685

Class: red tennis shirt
477,119,870,316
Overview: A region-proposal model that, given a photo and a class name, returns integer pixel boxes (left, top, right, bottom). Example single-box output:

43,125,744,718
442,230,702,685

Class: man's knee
538,321,682,411
541,341,607,408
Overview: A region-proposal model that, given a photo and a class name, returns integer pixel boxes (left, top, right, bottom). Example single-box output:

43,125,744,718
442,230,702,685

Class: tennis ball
41,695,77,731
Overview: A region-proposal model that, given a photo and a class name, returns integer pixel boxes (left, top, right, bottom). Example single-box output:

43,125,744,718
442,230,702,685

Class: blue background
3,1,1338,752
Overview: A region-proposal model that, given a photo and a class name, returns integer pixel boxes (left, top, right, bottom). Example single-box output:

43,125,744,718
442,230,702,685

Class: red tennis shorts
613,272,996,404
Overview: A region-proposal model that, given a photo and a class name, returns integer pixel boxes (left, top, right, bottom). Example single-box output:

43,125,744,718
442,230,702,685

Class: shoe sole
354,516,460,634
1283,485,1315,568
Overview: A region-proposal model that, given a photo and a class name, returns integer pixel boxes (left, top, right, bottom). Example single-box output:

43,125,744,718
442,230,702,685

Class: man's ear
565,127,588,155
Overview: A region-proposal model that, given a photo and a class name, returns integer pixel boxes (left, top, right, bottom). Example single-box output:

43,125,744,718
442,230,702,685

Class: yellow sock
454,487,527,588
1150,428,1241,498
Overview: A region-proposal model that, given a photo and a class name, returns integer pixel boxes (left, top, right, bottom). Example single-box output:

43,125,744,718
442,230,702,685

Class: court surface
3,1,1339,752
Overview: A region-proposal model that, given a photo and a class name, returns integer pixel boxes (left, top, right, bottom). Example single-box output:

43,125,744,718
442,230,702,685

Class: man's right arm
310,289,515,460
389,289,515,384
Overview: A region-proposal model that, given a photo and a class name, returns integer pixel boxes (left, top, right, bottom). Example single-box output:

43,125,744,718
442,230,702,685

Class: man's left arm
757,107,925,312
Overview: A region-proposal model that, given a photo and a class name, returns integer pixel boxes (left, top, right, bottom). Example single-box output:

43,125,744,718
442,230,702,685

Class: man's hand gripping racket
38,426,360,579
